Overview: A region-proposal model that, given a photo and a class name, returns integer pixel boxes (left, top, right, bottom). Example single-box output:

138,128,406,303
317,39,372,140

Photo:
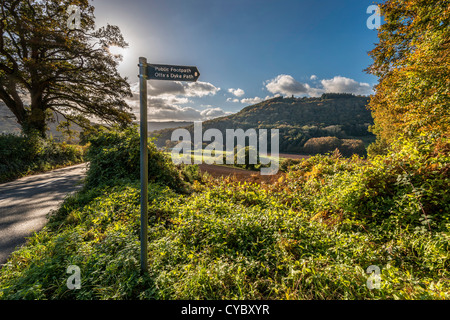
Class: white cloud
127,80,225,121
130,81,220,98
149,105,201,121
227,97,240,103
265,75,309,96
320,76,372,95
186,82,221,97
228,88,245,97
264,94,282,100
129,97,230,121
305,87,324,98
241,97,263,105
263,74,373,98
200,107,231,119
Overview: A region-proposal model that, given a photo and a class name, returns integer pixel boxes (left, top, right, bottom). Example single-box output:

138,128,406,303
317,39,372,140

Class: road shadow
0,163,87,267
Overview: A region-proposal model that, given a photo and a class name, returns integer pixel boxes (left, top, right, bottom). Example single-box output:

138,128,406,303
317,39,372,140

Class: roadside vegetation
0,127,448,300
0,132,85,183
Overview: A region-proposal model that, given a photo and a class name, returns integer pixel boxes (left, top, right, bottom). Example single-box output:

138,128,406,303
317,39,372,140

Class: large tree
366,0,449,148
0,0,134,136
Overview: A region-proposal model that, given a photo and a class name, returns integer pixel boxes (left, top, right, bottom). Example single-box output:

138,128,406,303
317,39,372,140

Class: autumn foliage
366,0,450,150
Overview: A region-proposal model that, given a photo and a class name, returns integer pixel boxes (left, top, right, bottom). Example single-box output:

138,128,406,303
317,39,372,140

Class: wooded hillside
153,93,374,156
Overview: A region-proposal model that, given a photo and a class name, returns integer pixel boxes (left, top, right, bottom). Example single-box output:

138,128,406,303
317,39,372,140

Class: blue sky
93,0,381,121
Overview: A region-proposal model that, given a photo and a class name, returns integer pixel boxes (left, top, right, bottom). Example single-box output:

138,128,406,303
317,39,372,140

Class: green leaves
0,130,448,300
0,132,84,182
0,0,134,136
84,125,187,192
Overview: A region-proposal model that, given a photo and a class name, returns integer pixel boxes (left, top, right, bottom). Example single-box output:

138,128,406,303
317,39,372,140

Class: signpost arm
139,57,149,273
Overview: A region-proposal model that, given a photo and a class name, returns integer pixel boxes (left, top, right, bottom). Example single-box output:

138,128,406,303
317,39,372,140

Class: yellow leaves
311,211,326,222
428,163,439,171
367,0,450,144
305,165,322,180
310,210,345,228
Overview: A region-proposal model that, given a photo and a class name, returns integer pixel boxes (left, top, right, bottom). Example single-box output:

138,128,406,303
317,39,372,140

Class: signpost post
138,57,200,273
139,57,149,273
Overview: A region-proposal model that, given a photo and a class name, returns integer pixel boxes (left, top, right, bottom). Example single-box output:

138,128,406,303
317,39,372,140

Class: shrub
84,125,187,192
284,133,450,233
303,136,341,154
233,146,260,170
303,136,366,157
279,158,303,172
179,164,201,184
0,132,84,182
340,139,366,157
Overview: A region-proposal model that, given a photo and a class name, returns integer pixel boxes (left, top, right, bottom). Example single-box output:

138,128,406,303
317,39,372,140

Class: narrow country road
0,163,87,266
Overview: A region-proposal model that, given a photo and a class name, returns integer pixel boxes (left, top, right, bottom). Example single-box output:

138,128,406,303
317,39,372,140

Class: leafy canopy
366,0,450,148
0,0,134,136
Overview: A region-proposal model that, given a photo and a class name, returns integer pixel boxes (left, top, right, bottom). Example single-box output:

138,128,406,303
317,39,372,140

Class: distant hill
152,93,375,155
145,121,194,132
0,102,21,135
0,102,82,142
1,102,191,140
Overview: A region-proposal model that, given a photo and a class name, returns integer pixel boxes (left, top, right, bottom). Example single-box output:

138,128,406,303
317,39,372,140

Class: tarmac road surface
0,163,87,266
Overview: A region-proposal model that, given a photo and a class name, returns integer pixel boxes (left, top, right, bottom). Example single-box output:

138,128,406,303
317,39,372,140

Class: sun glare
107,45,129,61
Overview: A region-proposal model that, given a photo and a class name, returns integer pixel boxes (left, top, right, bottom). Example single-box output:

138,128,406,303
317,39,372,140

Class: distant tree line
303,136,366,157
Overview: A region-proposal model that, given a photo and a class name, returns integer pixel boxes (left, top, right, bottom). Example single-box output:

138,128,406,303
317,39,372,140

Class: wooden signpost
138,57,200,272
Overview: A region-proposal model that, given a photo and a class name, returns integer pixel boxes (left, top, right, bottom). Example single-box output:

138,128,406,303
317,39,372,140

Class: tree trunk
25,88,47,137
24,106,47,137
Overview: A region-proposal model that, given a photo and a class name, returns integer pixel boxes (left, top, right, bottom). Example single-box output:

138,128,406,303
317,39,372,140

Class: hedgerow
0,132,85,183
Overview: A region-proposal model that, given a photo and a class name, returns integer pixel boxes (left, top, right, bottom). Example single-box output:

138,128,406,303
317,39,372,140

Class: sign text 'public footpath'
146,64,200,82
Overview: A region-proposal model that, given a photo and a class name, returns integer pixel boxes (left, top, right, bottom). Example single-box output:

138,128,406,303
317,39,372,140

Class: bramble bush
281,133,450,233
1,0,448,300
